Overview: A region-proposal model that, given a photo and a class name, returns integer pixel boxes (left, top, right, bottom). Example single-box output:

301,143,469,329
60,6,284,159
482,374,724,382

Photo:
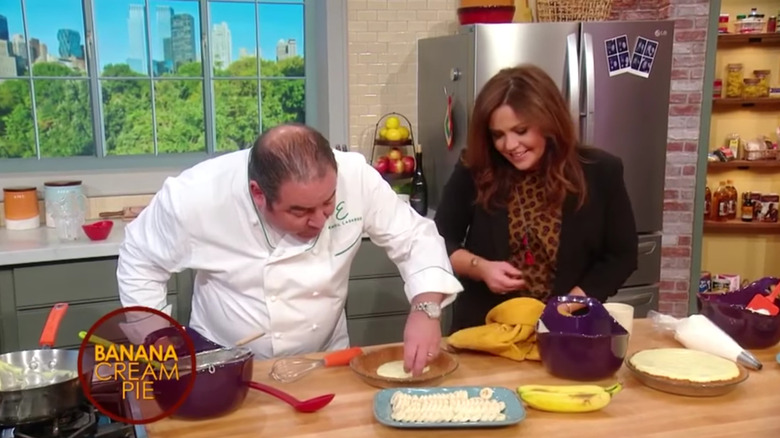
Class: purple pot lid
538,295,627,337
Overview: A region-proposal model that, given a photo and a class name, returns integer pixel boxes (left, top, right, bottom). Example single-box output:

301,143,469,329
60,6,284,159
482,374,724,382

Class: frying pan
0,303,92,425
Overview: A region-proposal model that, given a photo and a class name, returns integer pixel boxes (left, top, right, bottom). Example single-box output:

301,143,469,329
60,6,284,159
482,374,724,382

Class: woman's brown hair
463,64,587,212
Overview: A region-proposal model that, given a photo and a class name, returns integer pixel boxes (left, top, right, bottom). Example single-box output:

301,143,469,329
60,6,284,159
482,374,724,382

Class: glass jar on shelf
743,78,761,98
753,70,771,97
725,63,743,98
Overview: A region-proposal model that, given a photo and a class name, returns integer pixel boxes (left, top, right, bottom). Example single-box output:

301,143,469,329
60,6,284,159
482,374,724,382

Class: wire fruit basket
370,112,417,185
535,0,613,22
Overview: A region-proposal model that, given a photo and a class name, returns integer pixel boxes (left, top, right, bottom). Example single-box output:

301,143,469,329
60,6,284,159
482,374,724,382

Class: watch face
424,303,441,319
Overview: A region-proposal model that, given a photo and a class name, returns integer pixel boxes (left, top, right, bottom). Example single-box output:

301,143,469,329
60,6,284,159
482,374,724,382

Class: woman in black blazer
434,65,639,334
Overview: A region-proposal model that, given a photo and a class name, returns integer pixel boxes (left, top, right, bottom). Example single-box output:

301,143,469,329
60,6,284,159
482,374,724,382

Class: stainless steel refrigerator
417,21,674,315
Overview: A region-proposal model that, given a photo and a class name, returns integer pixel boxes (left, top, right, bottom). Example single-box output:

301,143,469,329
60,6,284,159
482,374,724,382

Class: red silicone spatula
746,282,780,316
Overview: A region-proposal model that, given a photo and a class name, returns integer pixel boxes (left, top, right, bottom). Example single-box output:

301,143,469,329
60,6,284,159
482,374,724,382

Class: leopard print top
507,173,563,301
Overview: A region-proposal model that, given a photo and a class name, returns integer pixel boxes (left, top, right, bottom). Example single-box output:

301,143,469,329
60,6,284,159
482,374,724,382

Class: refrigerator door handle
581,32,596,145
565,33,580,136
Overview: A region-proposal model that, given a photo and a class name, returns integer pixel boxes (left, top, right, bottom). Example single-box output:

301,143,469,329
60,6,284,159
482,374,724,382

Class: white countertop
0,220,128,267
0,208,438,267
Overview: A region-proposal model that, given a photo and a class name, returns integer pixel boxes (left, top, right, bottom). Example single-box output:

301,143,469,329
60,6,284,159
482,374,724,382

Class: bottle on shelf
741,192,753,222
409,143,428,217
712,181,729,222
704,186,712,220
725,180,738,220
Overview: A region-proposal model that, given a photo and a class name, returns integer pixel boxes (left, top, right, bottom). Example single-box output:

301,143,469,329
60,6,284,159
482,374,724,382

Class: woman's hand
478,261,525,294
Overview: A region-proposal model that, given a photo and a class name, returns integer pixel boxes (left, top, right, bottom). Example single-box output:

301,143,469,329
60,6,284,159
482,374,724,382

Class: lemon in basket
385,116,400,130
385,129,402,141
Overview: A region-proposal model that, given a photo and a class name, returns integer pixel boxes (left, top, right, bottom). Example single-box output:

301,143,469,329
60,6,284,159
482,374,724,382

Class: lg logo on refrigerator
654,30,668,37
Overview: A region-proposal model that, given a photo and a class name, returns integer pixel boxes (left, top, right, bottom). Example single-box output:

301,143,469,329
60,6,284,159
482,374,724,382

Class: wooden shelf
712,98,780,110
717,33,780,45
704,220,780,233
708,160,780,170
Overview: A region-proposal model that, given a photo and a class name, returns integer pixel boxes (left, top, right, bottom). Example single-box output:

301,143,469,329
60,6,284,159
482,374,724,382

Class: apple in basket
374,156,389,174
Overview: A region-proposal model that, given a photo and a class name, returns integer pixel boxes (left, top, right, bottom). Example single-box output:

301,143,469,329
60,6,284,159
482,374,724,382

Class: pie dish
625,348,749,397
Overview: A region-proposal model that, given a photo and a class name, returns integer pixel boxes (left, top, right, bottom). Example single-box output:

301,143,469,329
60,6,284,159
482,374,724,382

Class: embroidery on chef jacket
328,201,364,256
328,201,363,230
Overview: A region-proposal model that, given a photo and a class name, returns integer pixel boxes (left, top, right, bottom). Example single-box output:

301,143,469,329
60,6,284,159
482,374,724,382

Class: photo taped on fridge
605,34,630,77
629,36,658,78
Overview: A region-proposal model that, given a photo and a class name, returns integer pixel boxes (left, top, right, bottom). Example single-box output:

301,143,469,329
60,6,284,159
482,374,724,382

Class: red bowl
82,220,114,241
457,6,516,25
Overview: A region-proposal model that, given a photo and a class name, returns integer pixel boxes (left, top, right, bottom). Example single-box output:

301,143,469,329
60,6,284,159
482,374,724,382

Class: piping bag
647,310,763,370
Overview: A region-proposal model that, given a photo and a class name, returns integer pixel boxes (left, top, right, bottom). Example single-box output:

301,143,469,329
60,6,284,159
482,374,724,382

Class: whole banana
516,383,622,413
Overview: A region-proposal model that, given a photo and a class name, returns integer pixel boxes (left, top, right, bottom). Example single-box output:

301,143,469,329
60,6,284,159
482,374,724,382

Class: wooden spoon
98,206,145,221
248,381,334,413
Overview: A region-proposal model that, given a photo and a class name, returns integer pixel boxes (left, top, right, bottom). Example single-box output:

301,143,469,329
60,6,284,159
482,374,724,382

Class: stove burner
13,408,96,438
4,405,136,438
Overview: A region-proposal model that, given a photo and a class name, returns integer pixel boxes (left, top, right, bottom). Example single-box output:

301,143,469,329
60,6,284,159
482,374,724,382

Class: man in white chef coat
116,123,463,376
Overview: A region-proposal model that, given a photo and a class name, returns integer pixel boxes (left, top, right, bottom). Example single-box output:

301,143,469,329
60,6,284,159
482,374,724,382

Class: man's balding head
247,123,339,241
248,123,337,208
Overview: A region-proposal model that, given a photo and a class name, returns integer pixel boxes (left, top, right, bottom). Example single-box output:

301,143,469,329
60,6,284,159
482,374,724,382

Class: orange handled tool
269,347,364,383
746,282,780,316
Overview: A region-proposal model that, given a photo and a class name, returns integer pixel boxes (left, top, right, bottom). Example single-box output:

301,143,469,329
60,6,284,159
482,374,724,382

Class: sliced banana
389,388,506,423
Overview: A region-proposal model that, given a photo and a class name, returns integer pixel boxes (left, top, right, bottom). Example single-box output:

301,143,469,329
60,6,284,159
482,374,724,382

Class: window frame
0,0,348,197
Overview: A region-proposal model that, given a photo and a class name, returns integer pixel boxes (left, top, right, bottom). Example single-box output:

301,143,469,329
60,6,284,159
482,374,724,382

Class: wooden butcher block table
144,320,780,438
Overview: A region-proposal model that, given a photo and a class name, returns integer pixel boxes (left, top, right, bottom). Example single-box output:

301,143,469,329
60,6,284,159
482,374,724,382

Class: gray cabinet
607,284,658,318
0,257,192,353
0,240,449,353
345,240,452,347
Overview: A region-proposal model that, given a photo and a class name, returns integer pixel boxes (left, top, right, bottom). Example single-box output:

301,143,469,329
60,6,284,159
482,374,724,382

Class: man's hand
402,295,444,377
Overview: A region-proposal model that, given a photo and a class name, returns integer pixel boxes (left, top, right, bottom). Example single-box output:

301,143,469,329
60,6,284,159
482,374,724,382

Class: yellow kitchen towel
447,297,545,362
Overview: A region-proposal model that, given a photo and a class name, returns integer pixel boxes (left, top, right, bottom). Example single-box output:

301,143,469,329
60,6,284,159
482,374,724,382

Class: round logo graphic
77,306,197,425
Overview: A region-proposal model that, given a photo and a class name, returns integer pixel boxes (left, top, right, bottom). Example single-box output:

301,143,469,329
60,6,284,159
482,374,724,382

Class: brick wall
611,0,709,316
346,0,710,316
347,0,459,154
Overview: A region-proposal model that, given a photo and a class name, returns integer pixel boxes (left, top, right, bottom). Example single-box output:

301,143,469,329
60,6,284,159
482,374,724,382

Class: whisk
270,347,364,383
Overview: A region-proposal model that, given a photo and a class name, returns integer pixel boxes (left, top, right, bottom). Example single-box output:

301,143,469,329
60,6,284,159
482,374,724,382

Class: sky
0,0,304,70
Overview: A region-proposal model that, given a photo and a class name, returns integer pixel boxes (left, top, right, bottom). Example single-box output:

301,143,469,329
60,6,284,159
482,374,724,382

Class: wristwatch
412,301,442,319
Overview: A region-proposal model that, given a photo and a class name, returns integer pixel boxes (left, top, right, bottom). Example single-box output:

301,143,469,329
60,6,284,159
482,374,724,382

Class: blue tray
373,386,526,429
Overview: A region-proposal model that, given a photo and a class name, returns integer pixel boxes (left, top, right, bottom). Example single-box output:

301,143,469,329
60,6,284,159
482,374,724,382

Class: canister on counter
699,271,712,293
44,180,83,228
760,193,779,223
3,186,40,230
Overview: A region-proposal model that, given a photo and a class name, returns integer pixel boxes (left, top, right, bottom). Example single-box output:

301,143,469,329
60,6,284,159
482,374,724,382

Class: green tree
0,56,305,159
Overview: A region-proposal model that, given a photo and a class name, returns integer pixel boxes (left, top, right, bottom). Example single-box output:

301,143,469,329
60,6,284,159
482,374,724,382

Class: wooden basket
535,0,613,22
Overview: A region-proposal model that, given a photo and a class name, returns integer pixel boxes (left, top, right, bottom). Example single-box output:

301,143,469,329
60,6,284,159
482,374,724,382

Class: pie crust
628,348,741,384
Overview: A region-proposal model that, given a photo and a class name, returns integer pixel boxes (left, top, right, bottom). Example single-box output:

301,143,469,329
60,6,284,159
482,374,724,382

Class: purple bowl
537,296,628,381
152,350,254,420
145,326,255,419
698,277,780,350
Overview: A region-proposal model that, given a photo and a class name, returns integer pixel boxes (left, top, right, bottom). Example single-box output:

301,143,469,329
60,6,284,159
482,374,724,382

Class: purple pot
698,277,780,350
144,326,255,419
536,296,628,381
